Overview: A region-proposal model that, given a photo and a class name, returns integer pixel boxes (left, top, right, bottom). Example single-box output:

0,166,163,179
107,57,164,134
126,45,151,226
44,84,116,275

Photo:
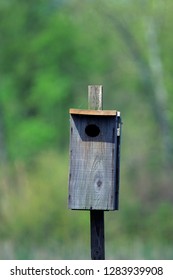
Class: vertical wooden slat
88,85,105,260
88,85,103,110
115,112,121,210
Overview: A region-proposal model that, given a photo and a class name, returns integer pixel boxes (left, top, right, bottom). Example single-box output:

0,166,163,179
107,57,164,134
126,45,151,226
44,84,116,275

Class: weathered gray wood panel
88,85,103,110
68,114,118,210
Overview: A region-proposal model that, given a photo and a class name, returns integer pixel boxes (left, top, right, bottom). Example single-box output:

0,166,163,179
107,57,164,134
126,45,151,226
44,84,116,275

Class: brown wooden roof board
69,108,119,116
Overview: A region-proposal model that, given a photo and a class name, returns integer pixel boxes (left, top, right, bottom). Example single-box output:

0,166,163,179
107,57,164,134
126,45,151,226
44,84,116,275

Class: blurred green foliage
0,0,173,259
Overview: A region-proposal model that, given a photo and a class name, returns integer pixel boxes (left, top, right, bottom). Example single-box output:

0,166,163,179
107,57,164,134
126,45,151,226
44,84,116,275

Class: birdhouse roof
69,108,120,116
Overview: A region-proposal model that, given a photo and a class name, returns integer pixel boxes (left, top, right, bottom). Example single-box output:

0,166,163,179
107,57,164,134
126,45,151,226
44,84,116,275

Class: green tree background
0,0,173,259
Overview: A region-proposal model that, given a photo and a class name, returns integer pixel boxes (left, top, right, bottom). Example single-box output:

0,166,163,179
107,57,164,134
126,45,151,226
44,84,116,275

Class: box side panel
114,115,122,210
68,115,117,210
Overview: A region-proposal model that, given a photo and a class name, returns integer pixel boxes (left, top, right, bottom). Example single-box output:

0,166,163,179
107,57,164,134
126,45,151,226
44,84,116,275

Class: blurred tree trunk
111,16,172,167
145,17,173,167
0,104,11,195
0,105,8,165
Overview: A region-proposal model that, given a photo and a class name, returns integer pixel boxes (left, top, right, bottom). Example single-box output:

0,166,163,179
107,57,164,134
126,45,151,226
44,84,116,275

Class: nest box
68,109,121,211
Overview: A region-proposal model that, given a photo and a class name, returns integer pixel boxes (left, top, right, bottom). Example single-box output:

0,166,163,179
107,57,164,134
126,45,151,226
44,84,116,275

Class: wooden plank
88,85,103,110
69,108,117,116
69,114,117,210
115,115,121,210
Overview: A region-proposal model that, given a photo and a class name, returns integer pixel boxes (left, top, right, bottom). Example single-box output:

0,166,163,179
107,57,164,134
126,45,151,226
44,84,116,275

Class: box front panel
68,115,117,210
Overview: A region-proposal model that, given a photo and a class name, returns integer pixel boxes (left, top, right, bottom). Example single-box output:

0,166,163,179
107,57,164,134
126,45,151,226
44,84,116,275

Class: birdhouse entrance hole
85,124,100,137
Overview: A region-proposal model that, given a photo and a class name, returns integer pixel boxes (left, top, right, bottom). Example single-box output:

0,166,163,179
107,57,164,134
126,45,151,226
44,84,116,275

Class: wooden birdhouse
68,108,121,211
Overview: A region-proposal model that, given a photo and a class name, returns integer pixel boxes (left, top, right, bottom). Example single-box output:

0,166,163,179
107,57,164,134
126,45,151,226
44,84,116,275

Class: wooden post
90,210,105,260
88,85,105,260
88,85,103,110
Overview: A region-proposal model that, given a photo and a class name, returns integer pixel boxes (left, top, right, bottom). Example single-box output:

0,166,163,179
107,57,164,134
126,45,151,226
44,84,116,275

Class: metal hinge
117,112,121,136
117,126,121,136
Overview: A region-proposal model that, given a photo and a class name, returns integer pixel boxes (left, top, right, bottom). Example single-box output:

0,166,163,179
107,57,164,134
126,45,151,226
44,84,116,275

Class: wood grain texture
88,85,103,110
69,109,117,116
68,114,118,210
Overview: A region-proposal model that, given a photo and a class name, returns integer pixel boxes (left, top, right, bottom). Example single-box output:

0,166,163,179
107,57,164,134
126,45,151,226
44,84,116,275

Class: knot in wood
97,180,102,188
